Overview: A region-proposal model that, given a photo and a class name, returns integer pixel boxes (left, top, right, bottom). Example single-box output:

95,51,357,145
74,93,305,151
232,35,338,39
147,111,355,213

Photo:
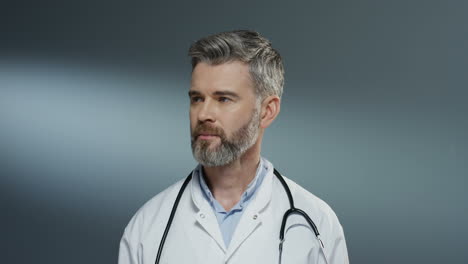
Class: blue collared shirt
197,157,268,248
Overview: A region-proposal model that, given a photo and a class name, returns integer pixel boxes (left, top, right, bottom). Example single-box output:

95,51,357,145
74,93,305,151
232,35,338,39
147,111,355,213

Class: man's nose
197,99,216,123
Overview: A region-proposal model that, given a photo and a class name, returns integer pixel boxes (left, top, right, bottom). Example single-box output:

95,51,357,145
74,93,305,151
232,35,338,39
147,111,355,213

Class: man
118,30,349,264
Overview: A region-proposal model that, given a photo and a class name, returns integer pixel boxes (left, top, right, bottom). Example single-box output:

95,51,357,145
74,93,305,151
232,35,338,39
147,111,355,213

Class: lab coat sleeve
288,178,350,264
284,215,349,264
118,208,145,264
117,180,182,264
322,210,349,264
118,230,138,264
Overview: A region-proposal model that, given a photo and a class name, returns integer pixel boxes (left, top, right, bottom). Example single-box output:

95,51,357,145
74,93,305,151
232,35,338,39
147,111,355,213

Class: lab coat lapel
190,168,227,253
224,164,274,261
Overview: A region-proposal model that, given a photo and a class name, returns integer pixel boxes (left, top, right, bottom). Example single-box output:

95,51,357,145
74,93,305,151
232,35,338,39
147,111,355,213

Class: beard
191,107,260,167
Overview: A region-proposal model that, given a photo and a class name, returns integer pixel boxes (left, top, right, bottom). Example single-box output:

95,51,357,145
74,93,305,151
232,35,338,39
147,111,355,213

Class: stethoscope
155,168,330,264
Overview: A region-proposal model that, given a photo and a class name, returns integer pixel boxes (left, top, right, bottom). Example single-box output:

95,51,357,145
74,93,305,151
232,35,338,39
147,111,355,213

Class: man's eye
191,97,202,103
219,97,231,102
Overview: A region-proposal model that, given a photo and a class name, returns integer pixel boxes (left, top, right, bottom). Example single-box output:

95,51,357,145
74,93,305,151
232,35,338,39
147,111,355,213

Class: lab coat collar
198,157,267,213
190,166,227,252
225,158,274,261
189,158,275,260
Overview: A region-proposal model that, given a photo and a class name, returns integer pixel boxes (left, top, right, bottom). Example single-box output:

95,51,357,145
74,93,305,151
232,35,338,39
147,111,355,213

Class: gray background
1,0,467,263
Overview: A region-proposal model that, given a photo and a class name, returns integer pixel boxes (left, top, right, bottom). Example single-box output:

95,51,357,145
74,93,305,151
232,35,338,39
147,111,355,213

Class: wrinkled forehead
190,61,256,97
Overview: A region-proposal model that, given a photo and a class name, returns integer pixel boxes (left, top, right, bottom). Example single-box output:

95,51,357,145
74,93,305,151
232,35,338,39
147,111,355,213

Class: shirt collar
197,157,268,211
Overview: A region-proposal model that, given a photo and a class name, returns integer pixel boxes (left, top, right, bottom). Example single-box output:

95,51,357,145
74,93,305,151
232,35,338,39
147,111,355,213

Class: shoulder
287,177,335,214
269,170,349,261
275,175,345,238
274,175,335,215
121,178,187,240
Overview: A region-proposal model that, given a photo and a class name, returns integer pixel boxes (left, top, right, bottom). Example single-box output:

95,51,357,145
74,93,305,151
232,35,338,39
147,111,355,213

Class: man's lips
197,134,219,140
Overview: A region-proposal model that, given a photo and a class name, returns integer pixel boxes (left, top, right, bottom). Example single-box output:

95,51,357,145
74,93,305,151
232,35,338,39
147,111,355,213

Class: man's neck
202,149,261,212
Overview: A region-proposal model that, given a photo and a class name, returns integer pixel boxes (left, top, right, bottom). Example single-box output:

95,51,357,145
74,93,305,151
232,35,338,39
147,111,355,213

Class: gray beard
191,107,260,167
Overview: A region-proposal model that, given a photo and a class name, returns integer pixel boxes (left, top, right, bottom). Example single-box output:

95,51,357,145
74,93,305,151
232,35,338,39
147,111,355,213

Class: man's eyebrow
188,90,202,97
188,90,240,99
213,91,240,99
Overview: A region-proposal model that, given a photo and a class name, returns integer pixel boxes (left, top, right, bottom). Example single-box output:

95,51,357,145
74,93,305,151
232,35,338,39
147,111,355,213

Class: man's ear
260,95,281,129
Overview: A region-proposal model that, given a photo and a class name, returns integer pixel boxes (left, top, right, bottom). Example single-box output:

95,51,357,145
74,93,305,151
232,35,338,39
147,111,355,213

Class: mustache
192,123,226,139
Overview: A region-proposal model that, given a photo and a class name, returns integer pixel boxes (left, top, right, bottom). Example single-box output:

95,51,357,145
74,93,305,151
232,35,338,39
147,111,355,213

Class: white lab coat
118,160,349,264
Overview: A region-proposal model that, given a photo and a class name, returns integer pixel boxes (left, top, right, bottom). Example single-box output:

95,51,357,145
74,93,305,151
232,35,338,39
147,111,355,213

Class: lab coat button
253,214,258,220
199,213,205,218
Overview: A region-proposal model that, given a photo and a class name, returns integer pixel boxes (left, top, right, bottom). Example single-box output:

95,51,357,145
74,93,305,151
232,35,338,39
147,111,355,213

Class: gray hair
188,30,284,101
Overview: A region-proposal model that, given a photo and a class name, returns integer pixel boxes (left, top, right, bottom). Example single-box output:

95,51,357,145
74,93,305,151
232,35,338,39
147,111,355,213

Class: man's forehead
190,61,254,94
192,61,251,80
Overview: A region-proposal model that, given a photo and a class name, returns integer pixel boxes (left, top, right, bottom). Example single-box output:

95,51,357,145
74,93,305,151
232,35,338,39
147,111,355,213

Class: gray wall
1,1,467,263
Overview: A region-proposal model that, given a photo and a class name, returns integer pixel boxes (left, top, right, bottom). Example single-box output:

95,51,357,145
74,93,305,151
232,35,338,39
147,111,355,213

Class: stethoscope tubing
154,169,327,264
154,174,192,264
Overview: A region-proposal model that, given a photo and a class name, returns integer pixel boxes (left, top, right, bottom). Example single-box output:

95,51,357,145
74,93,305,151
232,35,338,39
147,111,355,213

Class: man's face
189,61,261,167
